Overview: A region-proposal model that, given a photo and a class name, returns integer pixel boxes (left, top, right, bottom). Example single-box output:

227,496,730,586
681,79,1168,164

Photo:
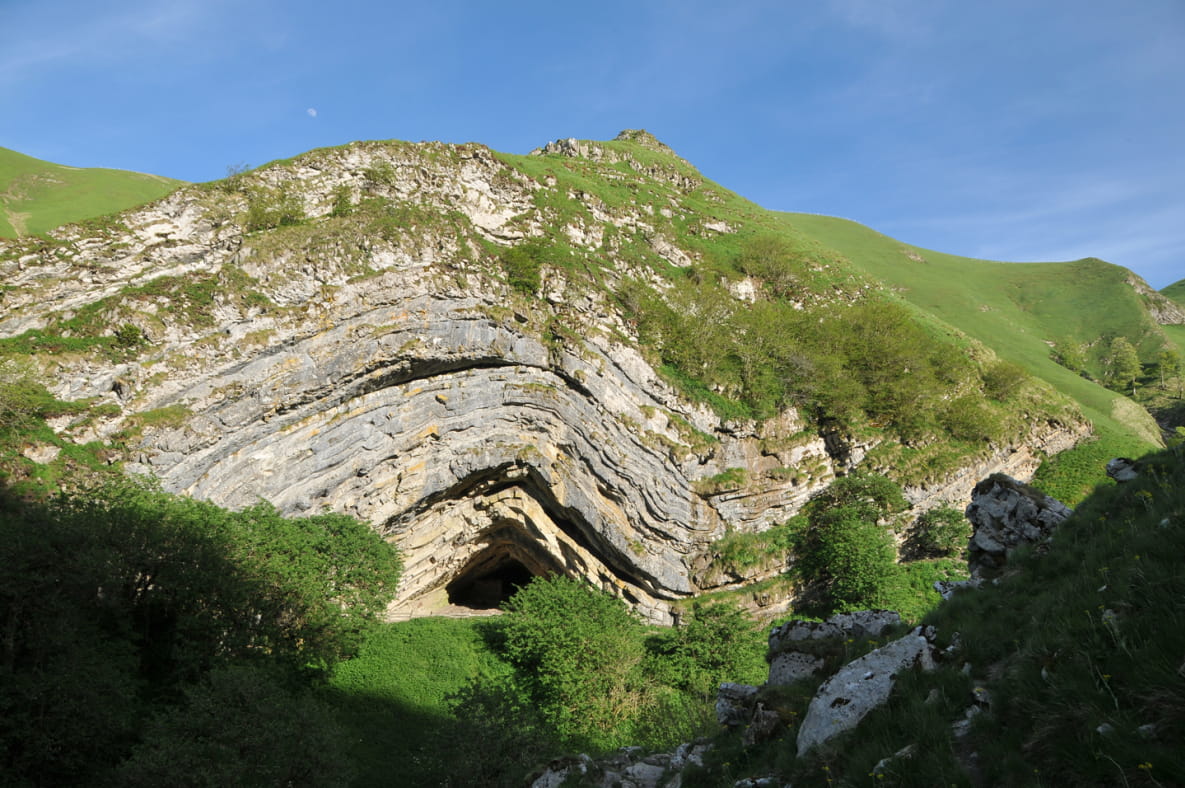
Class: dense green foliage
500,238,549,294
0,479,400,785
325,580,769,786
628,265,995,438
784,214,1162,478
116,666,351,787
244,185,306,231
500,575,648,749
646,600,768,697
912,506,970,556
794,473,908,610
1106,336,1142,395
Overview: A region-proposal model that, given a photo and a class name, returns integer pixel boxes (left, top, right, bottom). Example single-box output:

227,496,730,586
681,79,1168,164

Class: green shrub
938,394,998,442
982,359,1028,401
646,600,766,695
0,478,400,785
796,473,907,611
500,576,645,750
244,186,305,232
499,239,547,294
329,184,353,218
438,677,559,787
117,666,351,787
913,506,969,556
114,322,148,349
808,505,898,608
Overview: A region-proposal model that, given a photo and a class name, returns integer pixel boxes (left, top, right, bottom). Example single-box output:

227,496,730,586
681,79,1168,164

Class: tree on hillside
1106,337,1142,396
1157,348,1182,395
1052,339,1089,375
795,472,908,610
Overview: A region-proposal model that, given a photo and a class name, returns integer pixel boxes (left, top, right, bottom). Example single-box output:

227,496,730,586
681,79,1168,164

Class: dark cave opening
446,557,537,610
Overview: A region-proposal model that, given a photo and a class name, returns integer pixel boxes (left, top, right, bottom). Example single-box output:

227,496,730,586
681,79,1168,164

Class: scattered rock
732,777,783,788
871,743,917,778
767,650,824,686
769,610,901,652
934,578,982,599
951,705,981,738
716,683,759,728
796,627,936,755
1106,457,1140,482
20,444,61,464
530,754,592,788
743,703,783,747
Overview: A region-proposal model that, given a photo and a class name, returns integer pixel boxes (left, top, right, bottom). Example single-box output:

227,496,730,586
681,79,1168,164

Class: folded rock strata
0,135,1089,622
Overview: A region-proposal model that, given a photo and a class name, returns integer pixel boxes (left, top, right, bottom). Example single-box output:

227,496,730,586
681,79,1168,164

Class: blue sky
2,0,1182,288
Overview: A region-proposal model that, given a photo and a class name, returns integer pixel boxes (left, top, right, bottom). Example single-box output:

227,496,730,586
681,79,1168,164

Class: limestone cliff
0,132,1088,621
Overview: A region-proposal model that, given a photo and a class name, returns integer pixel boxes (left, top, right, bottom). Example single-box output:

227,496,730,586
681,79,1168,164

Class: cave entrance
446,556,538,610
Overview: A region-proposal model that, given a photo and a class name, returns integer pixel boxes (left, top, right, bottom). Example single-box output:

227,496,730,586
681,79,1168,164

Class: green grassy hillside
1163,278,1185,307
782,214,1163,497
0,146,182,237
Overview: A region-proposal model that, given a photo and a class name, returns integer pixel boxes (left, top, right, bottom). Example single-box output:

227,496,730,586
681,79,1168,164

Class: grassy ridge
0,146,182,237
782,214,1162,457
1162,278,1185,306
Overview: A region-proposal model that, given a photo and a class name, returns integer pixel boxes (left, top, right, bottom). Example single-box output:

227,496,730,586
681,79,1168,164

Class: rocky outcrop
530,742,711,788
767,610,902,686
795,626,937,755
1126,272,1185,325
901,418,1088,514
964,474,1073,579
1105,457,1140,482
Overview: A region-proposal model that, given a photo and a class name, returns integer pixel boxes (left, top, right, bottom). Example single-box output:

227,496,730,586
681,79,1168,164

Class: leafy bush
114,322,148,349
913,506,969,556
1105,336,1142,395
646,601,767,695
796,473,907,611
499,239,548,294
439,677,559,787
500,576,645,749
0,355,51,432
938,394,999,442
807,506,898,608
117,666,351,787
329,184,353,217
244,186,305,231
982,359,1028,401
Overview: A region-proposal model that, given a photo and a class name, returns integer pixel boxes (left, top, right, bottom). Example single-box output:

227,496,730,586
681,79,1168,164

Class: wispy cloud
0,0,231,87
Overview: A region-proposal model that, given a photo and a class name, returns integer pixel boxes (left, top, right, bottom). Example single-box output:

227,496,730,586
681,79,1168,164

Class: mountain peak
612,128,675,153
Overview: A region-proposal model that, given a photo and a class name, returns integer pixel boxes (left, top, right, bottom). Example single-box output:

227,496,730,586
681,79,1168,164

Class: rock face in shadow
964,474,1073,579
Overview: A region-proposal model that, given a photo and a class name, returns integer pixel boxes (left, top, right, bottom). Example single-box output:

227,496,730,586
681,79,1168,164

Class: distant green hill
1163,278,1185,306
0,147,183,237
